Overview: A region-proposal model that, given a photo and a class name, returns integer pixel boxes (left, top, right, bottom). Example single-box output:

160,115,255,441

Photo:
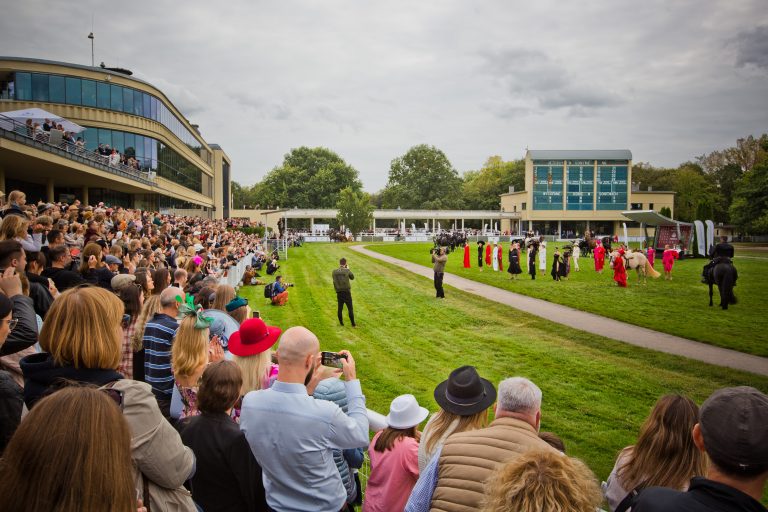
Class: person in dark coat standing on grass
332,258,355,327
477,241,485,271
432,247,447,298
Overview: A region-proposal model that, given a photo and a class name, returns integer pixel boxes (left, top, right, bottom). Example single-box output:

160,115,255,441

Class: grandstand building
0,57,231,218
500,150,674,237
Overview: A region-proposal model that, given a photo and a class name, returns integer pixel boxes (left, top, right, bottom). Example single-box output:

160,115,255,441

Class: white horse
610,250,661,284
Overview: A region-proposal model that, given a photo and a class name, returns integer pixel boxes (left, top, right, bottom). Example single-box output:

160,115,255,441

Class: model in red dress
662,244,679,280
612,249,628,287
463,242,470,268
497,242,503,270
646,246,655,268
594,243,605,273
485,243,492,266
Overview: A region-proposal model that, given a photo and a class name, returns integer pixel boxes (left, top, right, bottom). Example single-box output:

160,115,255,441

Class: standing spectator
528,242,538,280
143,287,183,418
79,242,114,290
226,296,250,324
603,394,707,511
632,387,768,511
364,394,429,512
0,293,23,454
240,326,368,512
462,241,470,269
0,387,140,512
153,268,172,295
431,247,447,299
476,240,485,271
419,366,495,471
171,310,224,419
507,242,522,279
405,377,555,512
212,284,236,311
491,243,499,272
0,214,43,253
19,287,196,511
538,237,547,276
230,317,282,395
116,279,143,379
179,361,267,512
135,267,155,299
481,450,602,512
572,241,581,271
332,257,355,327
173,268,188,290
131,295,162,383
1,190,27,219
594,240,606,273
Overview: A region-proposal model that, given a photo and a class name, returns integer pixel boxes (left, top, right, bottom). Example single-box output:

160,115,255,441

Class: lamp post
88,32,94,67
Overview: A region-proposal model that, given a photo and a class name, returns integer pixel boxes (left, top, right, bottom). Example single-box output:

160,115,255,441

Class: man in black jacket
332,258,355,327
632,386,768,512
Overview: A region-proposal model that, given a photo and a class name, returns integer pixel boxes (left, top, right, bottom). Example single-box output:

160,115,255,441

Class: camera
287,283,295,287
321,351,348,369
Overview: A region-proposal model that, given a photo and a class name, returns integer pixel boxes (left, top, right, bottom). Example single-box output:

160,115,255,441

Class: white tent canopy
0,107,85,133
621,210,692,227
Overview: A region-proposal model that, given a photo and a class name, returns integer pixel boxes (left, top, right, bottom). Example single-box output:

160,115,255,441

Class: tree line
232,134,768,235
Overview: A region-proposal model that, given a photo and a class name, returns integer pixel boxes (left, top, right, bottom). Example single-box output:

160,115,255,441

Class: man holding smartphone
332,258,355,327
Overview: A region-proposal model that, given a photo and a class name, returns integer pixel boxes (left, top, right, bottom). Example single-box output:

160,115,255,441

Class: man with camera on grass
332,258,355,327
270,275,292,306
431,247,447,299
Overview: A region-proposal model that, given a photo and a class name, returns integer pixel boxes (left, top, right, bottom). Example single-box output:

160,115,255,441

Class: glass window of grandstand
561,222,586,239
631,202,643,210
81,79,97,107
531,221,558,236
590,221,614,236
65,77,82,104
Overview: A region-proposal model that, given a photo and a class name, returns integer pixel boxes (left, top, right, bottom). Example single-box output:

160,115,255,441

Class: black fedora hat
434,366,496,416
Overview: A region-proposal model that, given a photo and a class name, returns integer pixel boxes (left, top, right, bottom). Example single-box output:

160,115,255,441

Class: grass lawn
239,242,768,494
368,242,768,357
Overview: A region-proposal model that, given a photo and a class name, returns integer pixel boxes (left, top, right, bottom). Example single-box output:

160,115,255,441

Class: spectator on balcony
42,119,52,131
109,149,121,167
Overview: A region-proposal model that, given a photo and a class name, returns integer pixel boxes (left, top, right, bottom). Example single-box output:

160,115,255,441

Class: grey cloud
228,91,292,120
735,26,768,70
480,48,623,115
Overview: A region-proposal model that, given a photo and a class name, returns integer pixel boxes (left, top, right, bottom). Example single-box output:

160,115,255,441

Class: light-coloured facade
0,57,231,218
500,150,675,237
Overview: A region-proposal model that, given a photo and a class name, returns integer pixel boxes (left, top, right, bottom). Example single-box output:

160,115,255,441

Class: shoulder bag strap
614,487,640,512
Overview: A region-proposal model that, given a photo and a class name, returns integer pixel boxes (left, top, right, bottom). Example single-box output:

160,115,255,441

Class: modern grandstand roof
527,149,633,160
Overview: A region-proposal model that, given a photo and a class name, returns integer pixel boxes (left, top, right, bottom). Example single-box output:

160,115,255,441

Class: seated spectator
0,386,142,512
603,394,707,511
226,296,249,324
313,375,365,509
19,286,196,511
229,317,281,395
41,244,84,292
271,275,289,306
79,242,114,290
171,307,224,419
480,450,602,512
116,280,143,379
364,394,429,512
179,361,267,512
266,256,279,275
172,268,188,289
0,293,23,454
405,377,555,512
632,387,768,511
419,365,495,471
0,214,42,253
1,190,27,219
240,326,368,512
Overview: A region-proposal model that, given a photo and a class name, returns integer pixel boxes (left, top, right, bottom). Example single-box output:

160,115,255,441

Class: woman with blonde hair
0,387,141,512
228,317,281,396
481,450,603,512
212,283,236,311
418,365,496,471
1,190,27,219
226,296,250,324
603,394,707,511
20,286,197,511
0,213,42,252
171,307,225,419
131,294,162,382
78,242,113,289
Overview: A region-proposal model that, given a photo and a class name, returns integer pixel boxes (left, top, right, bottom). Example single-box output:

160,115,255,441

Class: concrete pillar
310,217,314,233
558,220,562,239
462,218,465,231
528,220,533,231
372,217,376,233
46,178,55,203
81,186,89,205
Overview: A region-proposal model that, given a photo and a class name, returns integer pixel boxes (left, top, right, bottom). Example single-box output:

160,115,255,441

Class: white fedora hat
385,394,429,429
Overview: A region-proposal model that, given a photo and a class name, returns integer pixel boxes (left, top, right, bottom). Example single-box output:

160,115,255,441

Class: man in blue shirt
240,326,369,512
143,286,183,418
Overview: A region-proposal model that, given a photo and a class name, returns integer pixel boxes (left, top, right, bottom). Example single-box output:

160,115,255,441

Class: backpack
264,282,275,299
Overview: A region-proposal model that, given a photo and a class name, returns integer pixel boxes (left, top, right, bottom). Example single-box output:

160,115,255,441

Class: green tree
381,144,463,209
336,187,374,237
462,156,525,210
253,147,362,208
659,206,672,218
672,163,718,222
730,160,768,234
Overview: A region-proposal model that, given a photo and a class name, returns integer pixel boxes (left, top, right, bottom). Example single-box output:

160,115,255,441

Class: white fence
218,253,253,289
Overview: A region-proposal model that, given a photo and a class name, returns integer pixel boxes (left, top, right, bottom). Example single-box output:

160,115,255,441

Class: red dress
497,243,503,269
612,253,627,287
463,244,470,268
646,247,655,268
485,244,492,265
594,245,605,271
662,249,678,273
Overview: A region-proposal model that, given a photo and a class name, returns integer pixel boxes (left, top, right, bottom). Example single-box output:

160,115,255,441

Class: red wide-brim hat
228,318,282,357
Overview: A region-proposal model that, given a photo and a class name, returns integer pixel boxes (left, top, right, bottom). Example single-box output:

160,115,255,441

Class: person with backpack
266,275,290,306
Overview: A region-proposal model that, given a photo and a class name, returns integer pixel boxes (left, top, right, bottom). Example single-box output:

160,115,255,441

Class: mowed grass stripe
239,243,768,487
368,242,768,357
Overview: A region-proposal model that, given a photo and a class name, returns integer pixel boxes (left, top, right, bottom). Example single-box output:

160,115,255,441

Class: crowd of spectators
0,188,766,512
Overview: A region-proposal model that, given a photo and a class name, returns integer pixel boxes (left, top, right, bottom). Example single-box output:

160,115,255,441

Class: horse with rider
702,236,738,310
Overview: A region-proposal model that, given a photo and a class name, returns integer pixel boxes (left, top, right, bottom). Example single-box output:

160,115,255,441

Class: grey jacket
0,295,38,357
432,254,447,273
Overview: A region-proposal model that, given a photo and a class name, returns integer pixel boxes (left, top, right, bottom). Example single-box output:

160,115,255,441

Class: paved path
351,245,768,377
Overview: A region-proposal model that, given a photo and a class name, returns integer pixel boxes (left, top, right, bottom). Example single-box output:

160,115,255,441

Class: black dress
507,249,522,275
528,248,537,280
551,254,561,281
477,241,485,267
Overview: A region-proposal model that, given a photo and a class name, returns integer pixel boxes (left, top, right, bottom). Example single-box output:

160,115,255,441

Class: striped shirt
142,313,179,399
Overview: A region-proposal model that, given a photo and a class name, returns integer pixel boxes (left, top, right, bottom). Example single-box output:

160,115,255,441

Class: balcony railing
0,113,158,187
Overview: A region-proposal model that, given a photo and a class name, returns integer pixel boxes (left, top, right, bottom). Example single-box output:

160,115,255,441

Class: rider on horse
702,236,737,285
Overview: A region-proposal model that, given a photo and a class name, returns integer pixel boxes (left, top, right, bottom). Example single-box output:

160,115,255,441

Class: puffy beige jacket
430,416,555,512
111,379,196,512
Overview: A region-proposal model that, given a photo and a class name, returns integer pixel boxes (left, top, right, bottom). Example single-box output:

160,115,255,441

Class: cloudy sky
2,1,767,191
